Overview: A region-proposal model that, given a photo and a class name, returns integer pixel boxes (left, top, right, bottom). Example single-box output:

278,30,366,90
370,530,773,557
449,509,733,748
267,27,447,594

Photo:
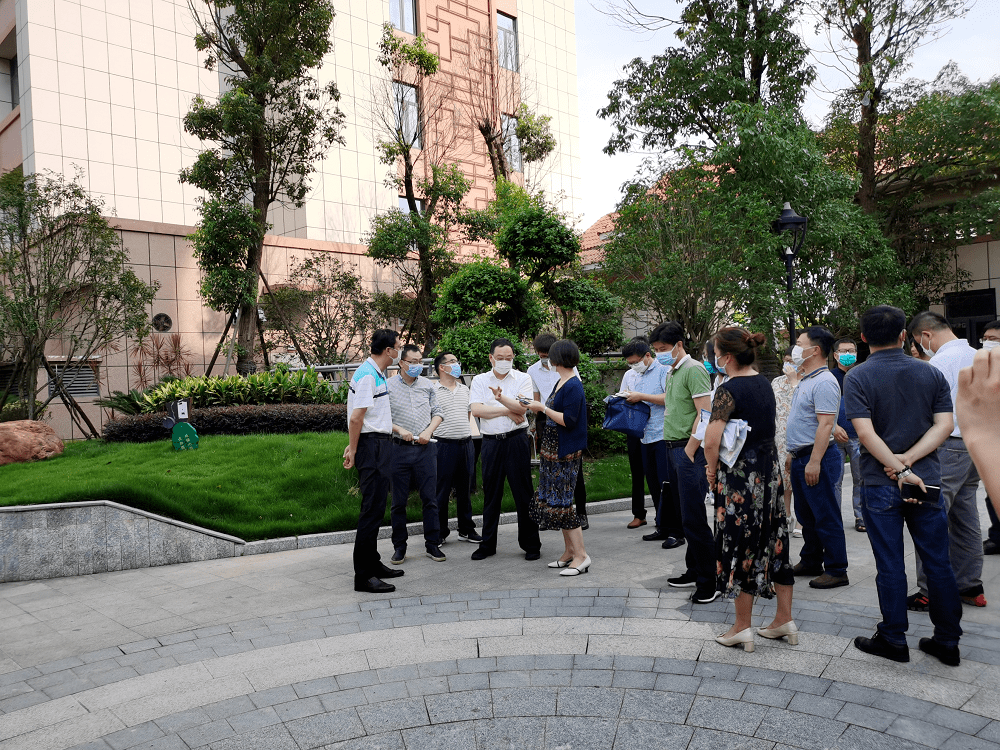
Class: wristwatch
897,466,912,479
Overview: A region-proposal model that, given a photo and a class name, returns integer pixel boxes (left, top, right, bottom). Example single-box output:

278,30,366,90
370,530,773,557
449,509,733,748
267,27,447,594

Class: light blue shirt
634,359,669,444
786,367,841,452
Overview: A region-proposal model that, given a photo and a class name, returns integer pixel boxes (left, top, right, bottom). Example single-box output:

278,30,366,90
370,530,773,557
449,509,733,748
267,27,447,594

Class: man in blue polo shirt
344,329,405,594
786,326,849,589
845,306,961,665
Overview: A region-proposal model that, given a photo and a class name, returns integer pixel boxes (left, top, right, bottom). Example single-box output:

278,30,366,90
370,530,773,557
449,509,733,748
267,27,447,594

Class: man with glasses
469,338,541,560
432,351,482,545
387,344,446,565
830,338,865,532
345,329,405,593
981,320,1000,556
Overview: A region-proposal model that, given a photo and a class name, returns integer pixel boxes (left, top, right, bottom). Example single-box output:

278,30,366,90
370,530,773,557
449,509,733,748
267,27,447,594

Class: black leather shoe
985,539,999,555
854,632,909,662
919,637,960,666
471,547,496,560
354,577,395,594
642,529,669,541
524,551,541,561
661,537,686,550
377,564,405,579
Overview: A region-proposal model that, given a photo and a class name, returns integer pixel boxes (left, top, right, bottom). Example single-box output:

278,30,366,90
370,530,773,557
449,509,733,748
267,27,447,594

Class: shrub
433,323,527,374
0,399,47,422
137,368,345,412
577,353,625,457
103,403,349,442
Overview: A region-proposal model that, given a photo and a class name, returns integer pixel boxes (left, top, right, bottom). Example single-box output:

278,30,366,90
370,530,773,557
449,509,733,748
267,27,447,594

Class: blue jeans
791,444,848,577
836,438,863,522
862,484,962,647
916,437,983,595
390,442,439,549
666,446,715,588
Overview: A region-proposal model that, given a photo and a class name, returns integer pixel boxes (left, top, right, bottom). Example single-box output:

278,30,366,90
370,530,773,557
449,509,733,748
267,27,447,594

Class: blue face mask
406,363,423,378
656,351,675,367
714,355,727,375
449,363,462,378
837,353,857,367
703,359,715,374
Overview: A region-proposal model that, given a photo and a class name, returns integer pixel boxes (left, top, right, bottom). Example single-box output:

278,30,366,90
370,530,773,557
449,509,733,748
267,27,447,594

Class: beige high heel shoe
716,627,754,652
756,620,799,645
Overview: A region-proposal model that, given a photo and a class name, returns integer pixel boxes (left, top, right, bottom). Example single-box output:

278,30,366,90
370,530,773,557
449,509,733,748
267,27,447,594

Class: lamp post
771,202,808,347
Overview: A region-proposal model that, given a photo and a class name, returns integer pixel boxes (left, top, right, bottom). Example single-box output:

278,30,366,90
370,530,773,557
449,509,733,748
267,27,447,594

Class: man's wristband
897,466,912,479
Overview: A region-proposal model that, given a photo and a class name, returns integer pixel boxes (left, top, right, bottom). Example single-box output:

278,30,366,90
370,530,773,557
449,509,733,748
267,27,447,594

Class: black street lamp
771,202,808,347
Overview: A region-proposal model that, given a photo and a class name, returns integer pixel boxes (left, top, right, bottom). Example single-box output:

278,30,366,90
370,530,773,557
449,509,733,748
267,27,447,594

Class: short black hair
532,333,557,355
549,339,580,368
907,334,925,357
803,325,835,357
834,338,857,351
401,344,422,361
490,337,515,354
907,310,951,339
371,329,398,355
984,319,1000,334
433,351,456,376
622,339,651,359
861,306,906,347
650,321,684,346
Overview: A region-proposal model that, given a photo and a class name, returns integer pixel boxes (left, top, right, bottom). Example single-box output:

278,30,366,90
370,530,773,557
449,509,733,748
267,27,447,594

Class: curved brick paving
1,501,999,750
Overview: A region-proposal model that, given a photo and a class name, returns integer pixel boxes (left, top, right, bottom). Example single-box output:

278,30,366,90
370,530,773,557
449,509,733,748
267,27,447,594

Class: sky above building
574,1,1000,230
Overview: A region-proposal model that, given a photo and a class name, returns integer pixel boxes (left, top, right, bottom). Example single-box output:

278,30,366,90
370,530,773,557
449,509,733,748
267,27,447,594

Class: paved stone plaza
1,483,999,750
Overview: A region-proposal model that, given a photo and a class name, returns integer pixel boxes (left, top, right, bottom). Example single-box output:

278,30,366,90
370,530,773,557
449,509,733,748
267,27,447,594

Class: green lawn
0,433,632,541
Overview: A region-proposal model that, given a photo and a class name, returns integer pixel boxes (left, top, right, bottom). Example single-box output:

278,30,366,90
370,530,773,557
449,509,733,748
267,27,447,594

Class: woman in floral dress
772,347,801,532
705,328,796,652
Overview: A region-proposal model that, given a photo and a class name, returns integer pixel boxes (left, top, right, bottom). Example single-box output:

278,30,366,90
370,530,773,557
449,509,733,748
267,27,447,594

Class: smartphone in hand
518,397,532,406
901,483,941,505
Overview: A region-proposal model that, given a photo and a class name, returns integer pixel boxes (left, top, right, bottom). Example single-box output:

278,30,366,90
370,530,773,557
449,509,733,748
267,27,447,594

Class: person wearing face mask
387,344,446,566
830,338,865,533
904,311,986,610
528,333,588,529
344,329,405,594
619,337,653,529
978,320,1000,556
786,326,850,589
622,338,676,535
469,338,541,561
432,351,482,546
649,321,717,604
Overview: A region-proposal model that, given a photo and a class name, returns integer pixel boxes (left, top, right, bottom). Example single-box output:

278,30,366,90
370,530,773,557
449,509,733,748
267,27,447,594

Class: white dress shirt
929,337,977,437
469,369,533,435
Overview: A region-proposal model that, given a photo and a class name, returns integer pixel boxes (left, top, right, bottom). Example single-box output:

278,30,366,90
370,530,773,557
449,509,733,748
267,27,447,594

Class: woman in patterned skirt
705,328,796,652
525,339,590,575
772,347,801,534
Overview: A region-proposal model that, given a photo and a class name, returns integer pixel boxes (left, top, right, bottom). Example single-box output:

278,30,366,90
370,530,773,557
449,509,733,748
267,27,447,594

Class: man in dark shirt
844,306,962,666
830,338,864,532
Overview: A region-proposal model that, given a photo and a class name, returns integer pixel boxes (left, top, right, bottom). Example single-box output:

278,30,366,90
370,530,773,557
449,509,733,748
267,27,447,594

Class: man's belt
664,439,689,449
436,436,472,444
360,432,390,441
482,429,528,441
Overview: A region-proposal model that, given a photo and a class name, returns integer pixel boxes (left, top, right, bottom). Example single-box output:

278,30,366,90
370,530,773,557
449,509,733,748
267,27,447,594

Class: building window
48,363,101,399
497,13,518,72
390,0,417,35
393,82,420,149
501,114,522,172
398,196,424,214
9,54,17,108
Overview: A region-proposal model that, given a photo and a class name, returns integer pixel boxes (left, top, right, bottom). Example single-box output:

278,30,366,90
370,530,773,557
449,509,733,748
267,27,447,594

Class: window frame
390,0,418,35
393,81,421,150
497,12,518,72
501,113,522,173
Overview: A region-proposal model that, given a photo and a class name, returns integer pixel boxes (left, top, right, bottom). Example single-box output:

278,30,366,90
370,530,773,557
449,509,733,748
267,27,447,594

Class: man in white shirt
469,338,541,560
906,311,986,609
528,332,588,528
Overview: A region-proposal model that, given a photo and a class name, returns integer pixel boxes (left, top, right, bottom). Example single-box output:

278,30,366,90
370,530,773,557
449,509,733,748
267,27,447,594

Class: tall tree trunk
853,21,878,214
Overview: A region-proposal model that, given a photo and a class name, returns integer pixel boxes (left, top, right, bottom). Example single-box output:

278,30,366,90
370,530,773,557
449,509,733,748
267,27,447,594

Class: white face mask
629,359,649,375
782,361,796,375
492,358,513,375
983,340,1000,352
389,348,400,366
539,357,550,369
921,333,937,359
790,344,814,367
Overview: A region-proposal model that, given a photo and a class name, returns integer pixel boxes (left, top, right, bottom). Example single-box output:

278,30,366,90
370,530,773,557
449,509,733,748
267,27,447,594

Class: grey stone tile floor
1,479,999,749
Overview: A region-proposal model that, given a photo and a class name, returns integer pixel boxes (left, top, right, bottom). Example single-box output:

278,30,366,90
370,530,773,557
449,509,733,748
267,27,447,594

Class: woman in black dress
704,328,796,652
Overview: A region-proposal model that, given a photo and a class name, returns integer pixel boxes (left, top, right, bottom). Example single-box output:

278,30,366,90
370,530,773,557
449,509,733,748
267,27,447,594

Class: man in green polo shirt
651,321,717,603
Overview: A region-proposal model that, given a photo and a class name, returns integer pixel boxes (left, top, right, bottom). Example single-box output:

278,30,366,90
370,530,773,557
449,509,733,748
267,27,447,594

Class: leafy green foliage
0,170,158,418
515,103,557,164
599,0,814,154
180,0,346,371
431,262,547,340
433,323,527,375
0,400,47,422
548,278,624,355
495,206,581,287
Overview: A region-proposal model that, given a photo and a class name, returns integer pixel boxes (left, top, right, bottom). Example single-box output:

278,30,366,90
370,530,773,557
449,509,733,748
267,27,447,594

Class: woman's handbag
602,395,650,438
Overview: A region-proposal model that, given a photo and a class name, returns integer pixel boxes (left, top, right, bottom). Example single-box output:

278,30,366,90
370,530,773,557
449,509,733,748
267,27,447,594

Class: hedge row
103,403,349,443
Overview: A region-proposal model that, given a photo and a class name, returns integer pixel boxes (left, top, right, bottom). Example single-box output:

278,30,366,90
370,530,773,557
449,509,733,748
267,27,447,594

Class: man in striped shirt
387,344,446,565
432,351,482,544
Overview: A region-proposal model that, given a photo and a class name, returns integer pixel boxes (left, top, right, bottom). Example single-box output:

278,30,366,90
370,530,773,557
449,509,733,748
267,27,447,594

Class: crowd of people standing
343,310,1000,668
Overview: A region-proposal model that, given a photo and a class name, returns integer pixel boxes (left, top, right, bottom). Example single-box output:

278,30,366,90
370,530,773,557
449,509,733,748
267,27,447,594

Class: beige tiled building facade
1,0,581,438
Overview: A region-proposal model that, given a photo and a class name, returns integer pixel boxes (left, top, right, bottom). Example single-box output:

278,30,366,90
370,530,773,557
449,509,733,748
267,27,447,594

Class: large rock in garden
0,420,64,467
